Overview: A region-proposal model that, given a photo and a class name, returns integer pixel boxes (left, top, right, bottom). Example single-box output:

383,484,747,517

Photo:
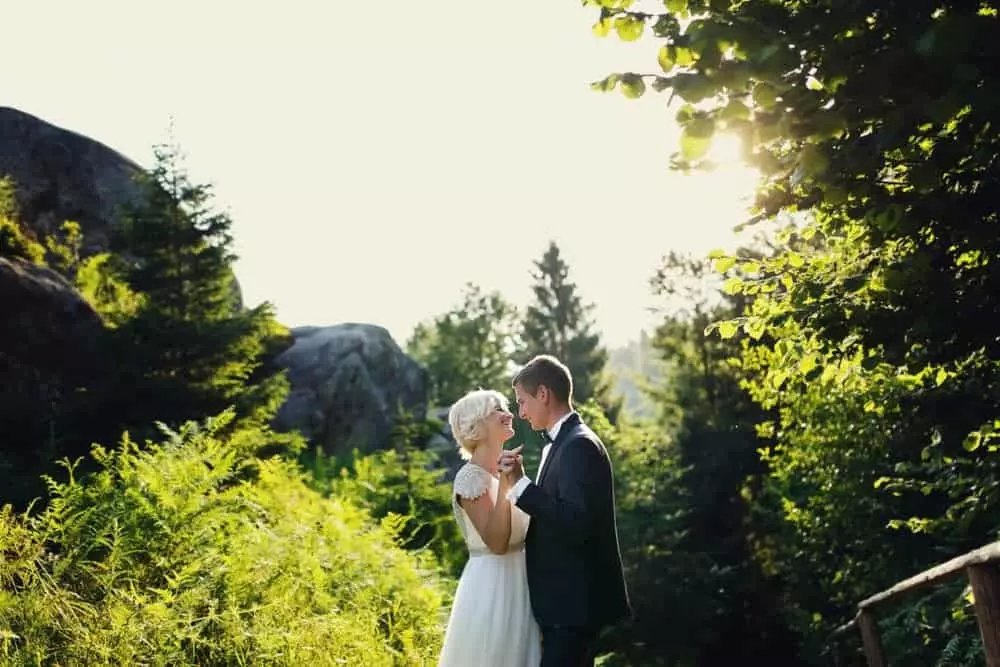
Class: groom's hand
498,445,525,482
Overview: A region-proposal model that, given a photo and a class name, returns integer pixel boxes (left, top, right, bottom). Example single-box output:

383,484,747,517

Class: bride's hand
498,446,524,490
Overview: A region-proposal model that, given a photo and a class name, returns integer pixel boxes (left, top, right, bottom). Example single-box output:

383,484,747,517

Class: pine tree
106,142,290,439
518,241,620,421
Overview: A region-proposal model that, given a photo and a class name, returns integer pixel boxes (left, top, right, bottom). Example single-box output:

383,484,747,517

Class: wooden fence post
856,609,887,667
968,563,1000,667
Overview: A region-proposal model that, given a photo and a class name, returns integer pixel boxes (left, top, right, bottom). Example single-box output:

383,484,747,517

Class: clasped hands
497,445,525,485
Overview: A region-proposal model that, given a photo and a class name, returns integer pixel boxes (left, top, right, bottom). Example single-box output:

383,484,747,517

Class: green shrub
0,410,449,666
0,177,44,264
310,414,466,579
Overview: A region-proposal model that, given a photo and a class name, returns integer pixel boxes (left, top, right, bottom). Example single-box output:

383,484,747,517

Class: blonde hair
448,389,509,460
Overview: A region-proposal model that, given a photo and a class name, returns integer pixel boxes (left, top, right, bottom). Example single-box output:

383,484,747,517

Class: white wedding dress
438,462,542,667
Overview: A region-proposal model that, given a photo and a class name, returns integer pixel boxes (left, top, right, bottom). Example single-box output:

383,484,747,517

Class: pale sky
6,0,759,348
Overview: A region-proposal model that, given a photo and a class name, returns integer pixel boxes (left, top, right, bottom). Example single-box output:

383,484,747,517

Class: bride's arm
460,474,514,555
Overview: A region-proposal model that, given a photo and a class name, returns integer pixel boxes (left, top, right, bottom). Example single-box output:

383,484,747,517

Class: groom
499,354,631,667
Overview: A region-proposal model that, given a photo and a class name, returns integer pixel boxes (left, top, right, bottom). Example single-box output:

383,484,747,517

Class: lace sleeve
453,464,491,501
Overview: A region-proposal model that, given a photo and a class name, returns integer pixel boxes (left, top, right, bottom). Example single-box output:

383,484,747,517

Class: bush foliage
0,411,449,666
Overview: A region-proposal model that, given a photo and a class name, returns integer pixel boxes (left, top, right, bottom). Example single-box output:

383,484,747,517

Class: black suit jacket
515,412,631,630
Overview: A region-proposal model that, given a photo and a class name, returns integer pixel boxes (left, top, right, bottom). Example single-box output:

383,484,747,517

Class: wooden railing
830,541,1000,666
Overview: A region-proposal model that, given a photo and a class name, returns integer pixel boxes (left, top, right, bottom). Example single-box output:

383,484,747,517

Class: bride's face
485,404,516,445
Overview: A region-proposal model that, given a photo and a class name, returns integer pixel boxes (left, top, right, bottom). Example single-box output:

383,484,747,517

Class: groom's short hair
512,354,573,405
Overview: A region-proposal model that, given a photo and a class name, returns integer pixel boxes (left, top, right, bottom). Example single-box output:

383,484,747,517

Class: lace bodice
452,463,530,556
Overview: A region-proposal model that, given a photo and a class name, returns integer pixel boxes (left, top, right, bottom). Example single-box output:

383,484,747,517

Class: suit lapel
537,412,580,487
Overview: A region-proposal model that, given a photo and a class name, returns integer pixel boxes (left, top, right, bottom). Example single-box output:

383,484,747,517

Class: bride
438,389,542,666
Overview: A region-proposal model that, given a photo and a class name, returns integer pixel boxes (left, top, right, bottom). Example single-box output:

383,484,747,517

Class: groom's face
513,383,544,430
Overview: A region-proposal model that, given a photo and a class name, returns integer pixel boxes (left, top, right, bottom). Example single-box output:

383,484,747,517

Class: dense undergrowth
0,410,450,666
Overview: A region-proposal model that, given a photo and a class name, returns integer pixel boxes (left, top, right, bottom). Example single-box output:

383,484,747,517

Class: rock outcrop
0,255,111,507
273,323,429,455
0,106,144,254
0,255,107,377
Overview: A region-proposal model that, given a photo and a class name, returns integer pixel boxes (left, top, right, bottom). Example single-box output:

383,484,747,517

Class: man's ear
536,384,549,404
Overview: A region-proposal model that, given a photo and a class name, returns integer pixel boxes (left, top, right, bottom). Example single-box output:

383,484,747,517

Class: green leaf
718,320,739,339
614,15,644,41
744,317,766,340
799,354,819,376
592,17,612,37
679,116,715,161
688,115,715,138
722,276,743,294
805,75,824,90
664,0,687,13
786,252,804,268
798,145,829,177
720,99,751,122
673,72,715,103
680,131,711,161
713,256,736,273
651,15,677,38
769,369,788,389
590,74,619,92
753,42,780,65
619,74,646,99
963,431,983,452
657,45,674,72
935,367,948,386
674,46,696,67
752,82,779,109
675,104,696,124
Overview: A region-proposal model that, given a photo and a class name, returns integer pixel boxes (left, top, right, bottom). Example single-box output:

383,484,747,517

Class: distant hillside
607,330,666,420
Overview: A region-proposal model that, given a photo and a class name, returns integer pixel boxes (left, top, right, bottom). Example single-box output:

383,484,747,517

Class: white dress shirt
507,411,572,503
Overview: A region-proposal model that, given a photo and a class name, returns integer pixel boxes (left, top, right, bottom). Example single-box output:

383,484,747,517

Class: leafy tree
105,142,291,440
588,0,1000,662
407,282,520,406
612,251,801,666
518,241,620,421
585,402,699,666
405,284,550,474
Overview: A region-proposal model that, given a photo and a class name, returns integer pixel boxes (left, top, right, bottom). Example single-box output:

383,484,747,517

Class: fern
0,411,449,665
